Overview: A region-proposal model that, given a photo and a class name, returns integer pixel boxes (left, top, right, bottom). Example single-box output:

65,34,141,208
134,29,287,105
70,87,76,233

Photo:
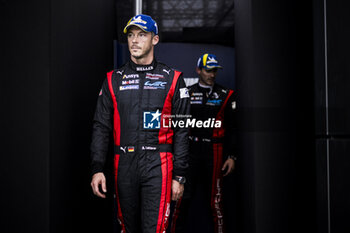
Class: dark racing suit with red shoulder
91,59,190,233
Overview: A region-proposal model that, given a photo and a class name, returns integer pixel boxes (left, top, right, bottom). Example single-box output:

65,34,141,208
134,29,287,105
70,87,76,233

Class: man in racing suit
90,14,190,233
170,54,237,233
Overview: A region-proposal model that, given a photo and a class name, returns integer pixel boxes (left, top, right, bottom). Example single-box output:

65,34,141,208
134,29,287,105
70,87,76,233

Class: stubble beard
131,44,152,60
200,77,215,86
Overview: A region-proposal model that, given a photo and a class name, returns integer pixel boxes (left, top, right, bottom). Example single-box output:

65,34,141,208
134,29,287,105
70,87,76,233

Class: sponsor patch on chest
122,74,139,79
144,81,167,90
206,99,223,106
191,96,203,101
190,100,203,104
122,79,139,85
191,92,203,97
145,73,165,80
119,85,139,91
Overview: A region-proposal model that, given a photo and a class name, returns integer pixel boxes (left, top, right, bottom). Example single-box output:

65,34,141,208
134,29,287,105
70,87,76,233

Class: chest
190,89,226,117
114,71,172,108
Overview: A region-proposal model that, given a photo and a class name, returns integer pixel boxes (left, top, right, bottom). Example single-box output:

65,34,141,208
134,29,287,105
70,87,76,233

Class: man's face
127,26,159,60
197,68,218,86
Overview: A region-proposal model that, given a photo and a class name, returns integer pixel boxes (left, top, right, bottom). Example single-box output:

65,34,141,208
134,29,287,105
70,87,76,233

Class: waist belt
189,136,224,143
115,144,173,154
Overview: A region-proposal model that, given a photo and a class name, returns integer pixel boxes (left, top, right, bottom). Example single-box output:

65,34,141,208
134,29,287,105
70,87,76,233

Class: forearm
173,127,189,177
172,74,190,177
90,77,114,175
90,121,112,175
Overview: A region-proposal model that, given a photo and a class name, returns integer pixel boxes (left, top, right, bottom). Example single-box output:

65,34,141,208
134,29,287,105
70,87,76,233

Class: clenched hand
171,180,184,201
91,172,107,198
222,158,235,176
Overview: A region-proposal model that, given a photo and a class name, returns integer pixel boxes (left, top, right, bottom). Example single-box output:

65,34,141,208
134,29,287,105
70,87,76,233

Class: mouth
208,79,215,84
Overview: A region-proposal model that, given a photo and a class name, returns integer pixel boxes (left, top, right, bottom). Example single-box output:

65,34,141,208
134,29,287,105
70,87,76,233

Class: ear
196,67,201,75
152,35,159,46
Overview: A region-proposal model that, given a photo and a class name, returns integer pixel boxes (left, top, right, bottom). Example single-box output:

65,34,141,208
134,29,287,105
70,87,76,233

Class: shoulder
156,62,183,77
215,83,234,95
188,83,199,92
112,63,128,76
104,64,128,88
156,61,172,70
214,83,228,92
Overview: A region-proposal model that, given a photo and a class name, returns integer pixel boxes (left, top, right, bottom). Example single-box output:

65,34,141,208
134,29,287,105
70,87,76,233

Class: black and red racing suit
169,82,237,233
91,59,190,233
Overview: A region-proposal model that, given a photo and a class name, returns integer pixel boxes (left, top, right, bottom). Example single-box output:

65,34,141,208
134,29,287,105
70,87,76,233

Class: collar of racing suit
198,82,215,95
128,58,157,72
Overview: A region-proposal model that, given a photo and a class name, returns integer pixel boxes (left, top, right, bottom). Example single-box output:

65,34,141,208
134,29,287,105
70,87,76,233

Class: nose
130,34,138,43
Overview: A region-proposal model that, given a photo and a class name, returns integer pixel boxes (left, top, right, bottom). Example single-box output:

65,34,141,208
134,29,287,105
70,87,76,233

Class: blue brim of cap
204,65,223,70
123,23,149,34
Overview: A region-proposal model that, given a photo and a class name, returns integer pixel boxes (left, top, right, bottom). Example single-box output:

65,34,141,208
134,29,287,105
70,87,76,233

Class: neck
131,51,154,65
131,56,153,65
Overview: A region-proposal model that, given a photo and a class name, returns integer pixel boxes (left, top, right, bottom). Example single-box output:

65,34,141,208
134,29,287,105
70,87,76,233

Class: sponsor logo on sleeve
179,88,189,98
232,101,236,110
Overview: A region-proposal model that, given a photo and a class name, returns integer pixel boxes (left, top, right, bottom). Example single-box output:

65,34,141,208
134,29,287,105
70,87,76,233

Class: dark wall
233,0,316,233
1,0,115,232
50,0,115,232
1,0,50,232
326,1,350,231
326,0,350,136
314,1,350,233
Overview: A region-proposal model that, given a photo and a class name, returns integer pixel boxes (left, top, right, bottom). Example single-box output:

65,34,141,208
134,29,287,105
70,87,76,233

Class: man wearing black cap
90,14,190,233
170,54,237,233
